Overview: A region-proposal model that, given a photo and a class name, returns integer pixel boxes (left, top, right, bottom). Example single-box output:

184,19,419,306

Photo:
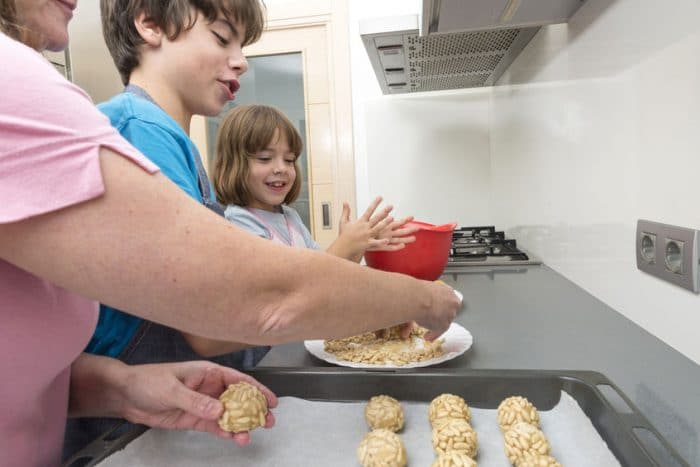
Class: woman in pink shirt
0,1,459,466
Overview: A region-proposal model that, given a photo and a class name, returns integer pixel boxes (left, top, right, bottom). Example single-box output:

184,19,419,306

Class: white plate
304,322,473,369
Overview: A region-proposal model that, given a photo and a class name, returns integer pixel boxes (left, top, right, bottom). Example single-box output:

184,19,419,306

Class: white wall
348,0,493,224
491,0,700,364
349,0,700,364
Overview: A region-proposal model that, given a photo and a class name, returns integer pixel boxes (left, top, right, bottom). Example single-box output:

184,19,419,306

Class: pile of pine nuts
324,326,444,366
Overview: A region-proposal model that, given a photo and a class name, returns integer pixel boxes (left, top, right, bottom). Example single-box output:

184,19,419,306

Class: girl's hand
330,197,394,261
367,215,419,252
118,361,278,446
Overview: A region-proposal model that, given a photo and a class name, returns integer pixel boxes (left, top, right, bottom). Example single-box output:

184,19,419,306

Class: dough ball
497,396,540,432
429,393,472,426
503,421,550,465
217,382,268,433
516,453,562,467
431,418,478,457
365,395,404,432
357,428,407,467
431,450,478,467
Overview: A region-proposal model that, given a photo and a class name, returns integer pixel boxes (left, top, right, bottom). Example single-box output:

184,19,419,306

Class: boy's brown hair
100,0,265,85
212,104,303,206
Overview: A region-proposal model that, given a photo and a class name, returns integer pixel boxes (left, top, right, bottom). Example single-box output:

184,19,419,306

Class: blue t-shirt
86,92,212,357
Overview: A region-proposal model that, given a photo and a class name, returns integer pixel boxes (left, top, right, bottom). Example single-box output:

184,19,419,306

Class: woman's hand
119,361,277,445
69,354,277,446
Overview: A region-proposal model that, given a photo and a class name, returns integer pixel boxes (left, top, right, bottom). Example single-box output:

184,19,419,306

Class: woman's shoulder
1,33,93,106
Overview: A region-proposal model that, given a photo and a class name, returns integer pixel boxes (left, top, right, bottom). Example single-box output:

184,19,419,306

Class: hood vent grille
362,21,539,94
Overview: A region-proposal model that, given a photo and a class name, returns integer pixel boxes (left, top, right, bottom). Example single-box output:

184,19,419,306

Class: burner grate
449,226,529,262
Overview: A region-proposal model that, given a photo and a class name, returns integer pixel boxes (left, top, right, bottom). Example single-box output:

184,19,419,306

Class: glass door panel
206,52,311,230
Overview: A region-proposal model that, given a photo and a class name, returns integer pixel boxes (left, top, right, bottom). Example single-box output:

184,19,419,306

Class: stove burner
448,226,529,263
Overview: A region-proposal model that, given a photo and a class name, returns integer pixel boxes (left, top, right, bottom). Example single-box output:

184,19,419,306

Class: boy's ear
133,11,164,47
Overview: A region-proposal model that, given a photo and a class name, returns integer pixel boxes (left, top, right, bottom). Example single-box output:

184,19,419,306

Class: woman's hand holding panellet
69,354,277,446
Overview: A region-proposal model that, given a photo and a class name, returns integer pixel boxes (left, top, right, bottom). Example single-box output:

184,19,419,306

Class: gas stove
447,226,541,267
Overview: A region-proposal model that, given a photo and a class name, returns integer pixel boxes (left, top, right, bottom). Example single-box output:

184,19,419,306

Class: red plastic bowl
364,221,457,280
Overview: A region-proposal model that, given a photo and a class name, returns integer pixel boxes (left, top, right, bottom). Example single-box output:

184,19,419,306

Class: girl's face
16,0,76,51
247,129,297,212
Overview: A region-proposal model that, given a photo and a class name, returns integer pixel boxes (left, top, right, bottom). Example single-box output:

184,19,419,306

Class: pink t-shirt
0,33,158,467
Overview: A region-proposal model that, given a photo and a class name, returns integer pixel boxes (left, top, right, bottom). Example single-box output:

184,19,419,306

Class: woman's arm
68,353,277,445
0,149,459,343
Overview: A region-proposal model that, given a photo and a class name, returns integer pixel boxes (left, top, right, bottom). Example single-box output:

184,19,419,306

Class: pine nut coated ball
365,395,404,432
431,450,478,467
431,418,478,457
217,382,268,433
497,396,540,432
503,421,551,465
429,393,472,426
357,428,407,467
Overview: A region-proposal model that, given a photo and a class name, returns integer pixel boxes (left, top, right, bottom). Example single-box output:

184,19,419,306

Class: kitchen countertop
257,264,700,465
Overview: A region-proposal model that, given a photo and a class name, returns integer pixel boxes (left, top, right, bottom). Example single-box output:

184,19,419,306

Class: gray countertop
257,265,700,465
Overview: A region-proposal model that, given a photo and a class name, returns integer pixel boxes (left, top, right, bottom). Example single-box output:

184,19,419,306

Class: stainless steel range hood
360,0,587,94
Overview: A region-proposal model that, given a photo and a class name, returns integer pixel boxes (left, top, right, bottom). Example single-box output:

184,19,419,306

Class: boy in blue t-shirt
63,0,266,460
86,0,264,362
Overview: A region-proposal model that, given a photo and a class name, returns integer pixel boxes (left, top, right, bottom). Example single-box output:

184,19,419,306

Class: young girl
211,104,417,262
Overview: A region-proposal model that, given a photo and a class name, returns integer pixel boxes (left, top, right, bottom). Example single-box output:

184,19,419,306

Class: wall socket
636,219,700,293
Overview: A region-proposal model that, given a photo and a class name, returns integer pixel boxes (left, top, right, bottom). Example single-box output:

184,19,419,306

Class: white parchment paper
99,391,621,466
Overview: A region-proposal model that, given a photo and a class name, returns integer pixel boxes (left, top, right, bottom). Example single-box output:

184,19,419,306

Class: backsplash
490,0,700,364
350,0,700,364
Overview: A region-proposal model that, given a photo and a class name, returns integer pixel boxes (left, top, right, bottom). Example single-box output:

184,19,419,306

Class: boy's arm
184,336,251,357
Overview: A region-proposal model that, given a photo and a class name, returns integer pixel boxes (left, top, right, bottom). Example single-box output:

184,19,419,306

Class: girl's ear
133,11,164,47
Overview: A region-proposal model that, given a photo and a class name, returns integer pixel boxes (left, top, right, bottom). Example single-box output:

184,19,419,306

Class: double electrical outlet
636,219,700,293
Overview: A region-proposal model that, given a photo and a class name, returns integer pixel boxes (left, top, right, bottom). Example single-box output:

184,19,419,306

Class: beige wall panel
328,0,357,212
308,103,333,185
302,29,330,105
264,0,330,21
311,183,338,248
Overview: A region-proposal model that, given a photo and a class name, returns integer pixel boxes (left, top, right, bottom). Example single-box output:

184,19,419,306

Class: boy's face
247,129,297,212
158,10,249,118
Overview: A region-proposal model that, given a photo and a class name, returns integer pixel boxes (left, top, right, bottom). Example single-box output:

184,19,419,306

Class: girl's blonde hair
212,104,303,206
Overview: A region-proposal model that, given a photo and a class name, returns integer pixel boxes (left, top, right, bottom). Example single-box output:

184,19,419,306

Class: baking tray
62,369,689,467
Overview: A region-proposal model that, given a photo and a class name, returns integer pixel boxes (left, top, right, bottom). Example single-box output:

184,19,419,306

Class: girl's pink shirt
0,33,158,466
